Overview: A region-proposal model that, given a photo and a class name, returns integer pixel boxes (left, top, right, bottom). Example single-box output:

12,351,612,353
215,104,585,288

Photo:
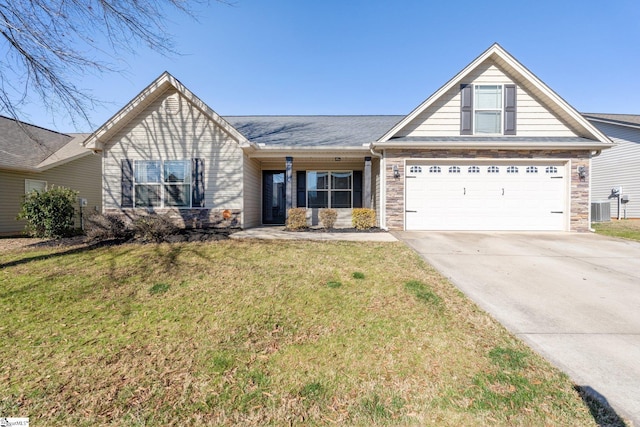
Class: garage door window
546,166,558,174
468,166,480,174
429,166,441,173
488,166,500,173
409,166,422,174
526,166,538,174
507,166,519,174
449,166,461,174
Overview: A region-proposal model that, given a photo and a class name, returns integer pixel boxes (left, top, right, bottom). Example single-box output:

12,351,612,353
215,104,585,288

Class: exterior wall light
577,165,587,181
392,164,400,178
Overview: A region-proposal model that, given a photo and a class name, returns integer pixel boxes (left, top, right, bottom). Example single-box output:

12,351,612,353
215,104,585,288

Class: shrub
286,208,308,230
318,208,337,229
18,186,78,238
352,208,376,230
133,214,179,242
84,213,133,241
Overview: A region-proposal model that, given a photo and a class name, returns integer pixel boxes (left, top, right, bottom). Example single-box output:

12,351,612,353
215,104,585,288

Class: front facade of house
84,44,612,232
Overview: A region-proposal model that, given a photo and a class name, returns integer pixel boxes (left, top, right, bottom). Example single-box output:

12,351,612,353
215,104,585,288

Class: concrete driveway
396,231,640,425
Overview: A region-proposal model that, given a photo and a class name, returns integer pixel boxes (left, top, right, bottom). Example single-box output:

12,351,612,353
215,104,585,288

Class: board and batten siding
398,60,578,138
102,89,244,213
0,154,101,234
590,121,640,218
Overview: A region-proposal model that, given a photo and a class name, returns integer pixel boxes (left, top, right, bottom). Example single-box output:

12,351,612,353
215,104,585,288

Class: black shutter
192,158,205,207
460,84,473,135
121,159,133,208
504,84,517,135
296,171,306,207
353,170,363,208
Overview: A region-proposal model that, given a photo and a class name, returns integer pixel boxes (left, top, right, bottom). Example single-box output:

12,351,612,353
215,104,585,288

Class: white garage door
405,162,567,231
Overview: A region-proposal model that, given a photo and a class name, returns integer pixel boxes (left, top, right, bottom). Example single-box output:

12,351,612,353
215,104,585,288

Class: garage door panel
405,162,567,231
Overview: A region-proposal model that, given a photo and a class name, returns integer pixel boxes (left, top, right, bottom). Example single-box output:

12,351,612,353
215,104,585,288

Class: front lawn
592,219,640,241
0,240,596,425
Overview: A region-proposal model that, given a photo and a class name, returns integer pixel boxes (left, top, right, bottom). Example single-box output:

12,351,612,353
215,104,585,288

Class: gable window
461,84,516,135
475,85,502,134
307,171,352,208
134,160,191,207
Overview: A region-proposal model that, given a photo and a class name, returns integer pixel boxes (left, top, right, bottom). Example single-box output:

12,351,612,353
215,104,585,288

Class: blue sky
19,0,640,132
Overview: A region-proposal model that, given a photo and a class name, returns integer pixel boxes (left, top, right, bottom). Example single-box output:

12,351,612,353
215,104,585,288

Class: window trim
306,170,353,209
133,159,192,208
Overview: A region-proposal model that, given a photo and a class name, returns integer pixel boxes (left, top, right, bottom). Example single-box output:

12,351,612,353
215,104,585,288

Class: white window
487,166,500,173
134,160,191,207
546,166,558,174
507,166,519,174
307,171,352,208
468,166,480,174
475,85,502,134
449,166,461,174
25,179,47,194
429,166,441,173
526,166,538,174
409,165,422,174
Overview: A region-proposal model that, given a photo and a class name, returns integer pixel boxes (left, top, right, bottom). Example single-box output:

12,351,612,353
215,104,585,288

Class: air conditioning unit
591,201,611,222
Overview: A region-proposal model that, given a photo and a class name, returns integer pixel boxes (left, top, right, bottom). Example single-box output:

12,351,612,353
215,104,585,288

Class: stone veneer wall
384,149,592,232
103,208,241,229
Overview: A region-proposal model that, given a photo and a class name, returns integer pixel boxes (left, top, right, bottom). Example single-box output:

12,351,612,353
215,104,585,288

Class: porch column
285,157,293,212
364,156,372,208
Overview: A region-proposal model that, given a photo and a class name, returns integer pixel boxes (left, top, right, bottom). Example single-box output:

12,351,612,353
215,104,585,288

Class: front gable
378,43,610,147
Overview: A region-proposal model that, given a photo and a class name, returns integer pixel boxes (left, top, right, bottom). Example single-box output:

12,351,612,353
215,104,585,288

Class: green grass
0,240,597,426
593,220,640,241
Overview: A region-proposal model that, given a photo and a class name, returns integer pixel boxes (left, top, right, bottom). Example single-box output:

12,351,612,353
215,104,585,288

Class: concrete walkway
231,227,397,242
396,231,640,426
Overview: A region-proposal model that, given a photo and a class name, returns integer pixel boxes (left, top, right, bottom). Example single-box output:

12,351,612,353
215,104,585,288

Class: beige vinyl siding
102,89,244,211
398,60,578,138
242,155,261,228
0,154,101,234
591,122,640,218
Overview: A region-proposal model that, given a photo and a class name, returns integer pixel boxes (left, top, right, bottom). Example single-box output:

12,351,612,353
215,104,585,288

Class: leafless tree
0,0,205,127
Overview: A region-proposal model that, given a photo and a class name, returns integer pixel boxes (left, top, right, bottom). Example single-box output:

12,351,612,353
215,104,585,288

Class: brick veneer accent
384,149,592,232
103,208,241,229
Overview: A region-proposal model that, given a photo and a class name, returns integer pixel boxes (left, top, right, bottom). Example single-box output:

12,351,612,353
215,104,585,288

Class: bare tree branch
0,0,207,129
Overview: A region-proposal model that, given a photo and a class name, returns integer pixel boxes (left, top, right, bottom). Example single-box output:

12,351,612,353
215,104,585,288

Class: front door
262,171,286,224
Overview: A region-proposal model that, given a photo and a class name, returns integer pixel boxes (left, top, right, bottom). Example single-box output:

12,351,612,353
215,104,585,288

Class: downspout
369,144,386,229
588,150,602,233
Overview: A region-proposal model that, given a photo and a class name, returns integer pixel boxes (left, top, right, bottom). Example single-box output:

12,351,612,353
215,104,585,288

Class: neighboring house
0,116,101,235
584,113,640,219
83,43,613,232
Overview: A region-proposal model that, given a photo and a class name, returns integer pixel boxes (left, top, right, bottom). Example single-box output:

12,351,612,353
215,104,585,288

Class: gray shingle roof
582,113,640,128
224,116,404,147
0,115,74,170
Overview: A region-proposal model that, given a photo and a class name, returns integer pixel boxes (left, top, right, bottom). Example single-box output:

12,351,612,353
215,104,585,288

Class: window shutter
353,170,363,208
460,84,473,135
504,84,517,135
121,159,133,208
296,171,306,207
192,158,205,207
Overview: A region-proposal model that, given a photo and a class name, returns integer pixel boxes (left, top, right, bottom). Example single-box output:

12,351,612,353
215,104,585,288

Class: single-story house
583,113,640,219
0,116,101,235
82,43,613,232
